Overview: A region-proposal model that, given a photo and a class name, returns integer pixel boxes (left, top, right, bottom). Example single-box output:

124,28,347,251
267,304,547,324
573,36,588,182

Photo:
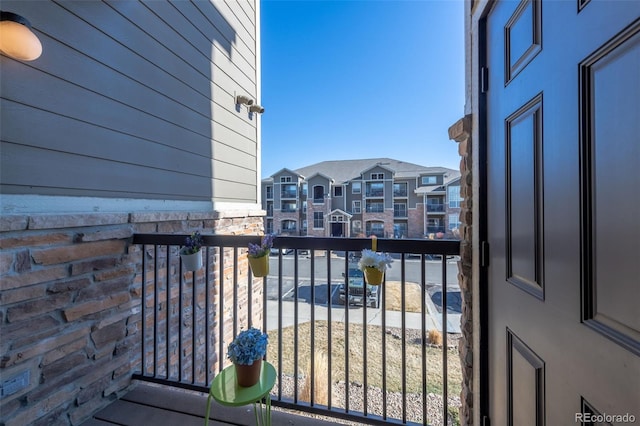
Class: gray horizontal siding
0,0,259,204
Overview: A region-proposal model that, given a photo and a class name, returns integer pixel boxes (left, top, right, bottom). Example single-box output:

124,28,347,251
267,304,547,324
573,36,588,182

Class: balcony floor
80,381,355,426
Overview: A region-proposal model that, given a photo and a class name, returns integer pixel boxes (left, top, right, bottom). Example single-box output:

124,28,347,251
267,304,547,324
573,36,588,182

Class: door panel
485,0,640,424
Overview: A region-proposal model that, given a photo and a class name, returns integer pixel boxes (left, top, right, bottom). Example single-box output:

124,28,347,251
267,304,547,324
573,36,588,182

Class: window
427,218,444,234
302,183,308,197
449,213,461,230
352,182,361,194
421,176,437,185
394,203,407,217
280,176,292,183
266,219,273,234
393,182,408,197
333,186,343,197
313,185,324,203
352,220,362,232
352,200,361,214
365,200,384,213
393,222,408,238
282,201,296,212
427,197,444,212
266,186,273,199
281,184,297,198
282,220,297,232
448,185,462,208
365,182,384,197
302,201,307,213
266,201,273,216
302,220,308,233
313,212,324,228
366,221,385,237
371,173,384,180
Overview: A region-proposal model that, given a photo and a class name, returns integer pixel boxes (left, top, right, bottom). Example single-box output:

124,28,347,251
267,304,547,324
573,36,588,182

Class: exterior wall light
249,105,265,114
0,11,42,61
235,95,254,106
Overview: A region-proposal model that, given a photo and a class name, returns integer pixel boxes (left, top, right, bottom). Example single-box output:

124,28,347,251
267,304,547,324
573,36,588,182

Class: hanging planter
180,250,203,271
248,254,269,277
357,236,393,287
363,266,384,286
247,234,274,278
234,359,262,387
180,232,203,272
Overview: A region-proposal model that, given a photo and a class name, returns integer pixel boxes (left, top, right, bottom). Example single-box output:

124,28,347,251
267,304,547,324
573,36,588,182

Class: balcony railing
366,204,385,213
131,234,461,425
426,226,446,234
426,204,445,213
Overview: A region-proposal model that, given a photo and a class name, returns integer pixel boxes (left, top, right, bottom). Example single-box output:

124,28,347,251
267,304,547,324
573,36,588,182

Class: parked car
338,266,381,308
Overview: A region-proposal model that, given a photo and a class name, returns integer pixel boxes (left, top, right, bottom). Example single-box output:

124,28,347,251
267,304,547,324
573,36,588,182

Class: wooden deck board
81,382,341,426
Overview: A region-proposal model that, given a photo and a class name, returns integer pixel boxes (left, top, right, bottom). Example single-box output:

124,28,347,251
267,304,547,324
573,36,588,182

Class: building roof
288,158,458,184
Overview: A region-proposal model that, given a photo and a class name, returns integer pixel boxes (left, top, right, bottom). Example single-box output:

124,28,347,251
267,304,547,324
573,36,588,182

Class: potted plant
227,327,269,387
247,234,274,277
357,248,393,285
180,231,203,271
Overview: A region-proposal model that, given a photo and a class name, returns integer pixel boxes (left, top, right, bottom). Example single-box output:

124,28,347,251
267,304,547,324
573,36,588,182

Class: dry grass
267,321,462,397
300,350,329,405
384,281,423,313
428,329,443,346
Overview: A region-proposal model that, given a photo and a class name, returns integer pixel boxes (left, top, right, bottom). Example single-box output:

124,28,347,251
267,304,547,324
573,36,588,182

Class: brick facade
0,210,263,425
408,204,425,238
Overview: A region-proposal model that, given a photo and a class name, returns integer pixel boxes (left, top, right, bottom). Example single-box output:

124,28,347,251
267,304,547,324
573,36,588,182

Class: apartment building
261,158,461,239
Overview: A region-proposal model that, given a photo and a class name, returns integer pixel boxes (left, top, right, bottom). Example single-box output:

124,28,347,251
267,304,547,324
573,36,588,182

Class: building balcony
426,226,446,234
365,205,385,213
86,234,462,426
426,204,445,213
393,209,407,218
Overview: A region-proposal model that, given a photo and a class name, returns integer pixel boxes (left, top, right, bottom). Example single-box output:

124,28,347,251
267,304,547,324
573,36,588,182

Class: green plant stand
205,361,276,426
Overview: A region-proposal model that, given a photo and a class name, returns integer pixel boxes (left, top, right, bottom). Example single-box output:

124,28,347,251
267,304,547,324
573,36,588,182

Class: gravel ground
274,374,461,425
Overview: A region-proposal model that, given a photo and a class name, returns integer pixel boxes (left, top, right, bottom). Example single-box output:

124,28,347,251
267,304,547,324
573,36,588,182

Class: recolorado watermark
575,412,636,423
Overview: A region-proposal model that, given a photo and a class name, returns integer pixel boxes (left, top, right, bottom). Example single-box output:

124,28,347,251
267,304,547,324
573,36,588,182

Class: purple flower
181,231,202,255
248,234,274,258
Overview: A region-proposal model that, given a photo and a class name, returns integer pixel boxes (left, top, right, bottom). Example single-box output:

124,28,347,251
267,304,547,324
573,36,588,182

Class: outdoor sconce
235,95,254,106
249,105,265,114
0,11,42,61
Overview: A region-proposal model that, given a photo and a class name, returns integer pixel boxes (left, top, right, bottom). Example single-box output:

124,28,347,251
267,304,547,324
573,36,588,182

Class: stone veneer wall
449,115,473,426
0,210,264,426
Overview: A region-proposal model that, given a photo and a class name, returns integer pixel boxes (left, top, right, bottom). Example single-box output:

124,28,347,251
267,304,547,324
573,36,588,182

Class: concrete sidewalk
266,298,461,334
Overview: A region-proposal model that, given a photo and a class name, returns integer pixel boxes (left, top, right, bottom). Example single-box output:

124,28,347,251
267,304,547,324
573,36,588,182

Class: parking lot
265,253,462,313
269,278,342,305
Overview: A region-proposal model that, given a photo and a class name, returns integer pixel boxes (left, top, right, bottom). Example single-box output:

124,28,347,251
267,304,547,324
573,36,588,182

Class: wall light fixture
235,95,254,106
249,105,265,114
0,11,42,61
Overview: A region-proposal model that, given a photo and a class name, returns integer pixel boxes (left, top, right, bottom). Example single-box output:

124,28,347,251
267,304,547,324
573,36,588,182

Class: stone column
448,114,473,426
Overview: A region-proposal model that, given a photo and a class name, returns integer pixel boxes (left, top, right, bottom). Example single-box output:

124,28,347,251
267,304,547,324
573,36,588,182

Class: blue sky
260,0,465,178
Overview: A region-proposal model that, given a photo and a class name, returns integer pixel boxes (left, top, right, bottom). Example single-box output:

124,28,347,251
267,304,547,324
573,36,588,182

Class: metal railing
131,234,461,425
426,204,445,213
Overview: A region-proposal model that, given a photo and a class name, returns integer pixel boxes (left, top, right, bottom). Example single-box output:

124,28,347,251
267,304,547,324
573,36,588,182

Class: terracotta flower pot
235,359,262,387
248,255,269,277
364,267,384,286
180,250,202,271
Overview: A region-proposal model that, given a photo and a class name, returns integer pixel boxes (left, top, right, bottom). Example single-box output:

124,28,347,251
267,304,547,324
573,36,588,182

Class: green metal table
205,361,276,426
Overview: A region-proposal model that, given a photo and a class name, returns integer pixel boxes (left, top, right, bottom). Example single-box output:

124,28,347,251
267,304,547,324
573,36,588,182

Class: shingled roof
277,158,458,184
